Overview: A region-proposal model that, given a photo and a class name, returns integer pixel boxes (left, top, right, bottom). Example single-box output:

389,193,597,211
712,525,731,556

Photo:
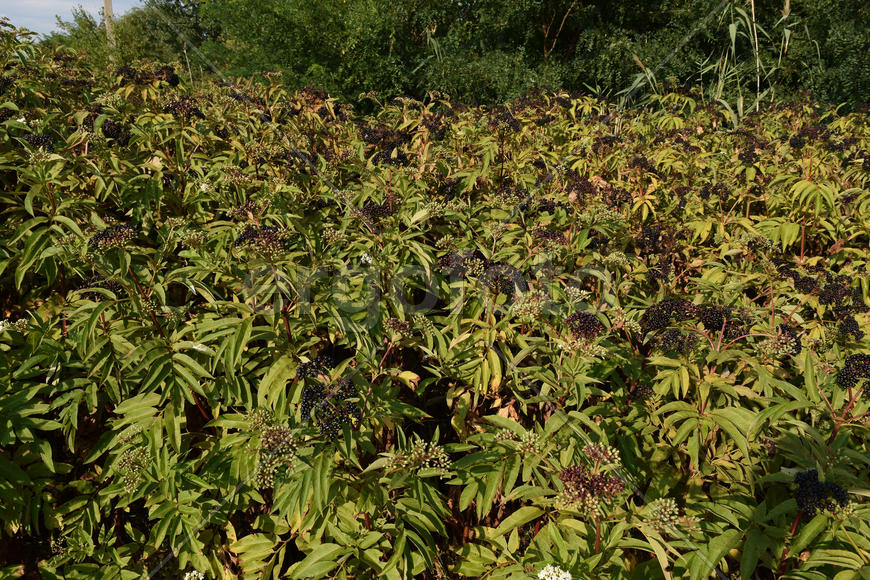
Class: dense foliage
43,0,870,108
2,20,870,580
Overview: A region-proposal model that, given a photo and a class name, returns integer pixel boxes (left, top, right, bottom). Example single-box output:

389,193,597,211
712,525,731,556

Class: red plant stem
594,517,602,554
777,511,803,576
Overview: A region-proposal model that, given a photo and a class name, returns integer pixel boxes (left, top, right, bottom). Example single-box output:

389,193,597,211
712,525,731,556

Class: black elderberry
640,299,697,333
789,135,806,150
653,328,698,354
836,353,870,389
566,312,605,339
300,377,361,438
78,276,123,301
777,323,802,355
794,276,818,293
372,149,409,166
481,261,527,298
532,228,566,245
164,96,205,120
153,65,180,86
839,316,865,340
233,225,288,253
793,470,849,516
88,224,137,252
22,134,55,152
0,75,13,96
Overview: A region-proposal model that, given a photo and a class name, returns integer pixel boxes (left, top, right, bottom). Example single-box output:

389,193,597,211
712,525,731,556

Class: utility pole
104,0,117,63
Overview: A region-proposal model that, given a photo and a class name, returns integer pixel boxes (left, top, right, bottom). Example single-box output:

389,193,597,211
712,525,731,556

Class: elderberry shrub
793,469,849,516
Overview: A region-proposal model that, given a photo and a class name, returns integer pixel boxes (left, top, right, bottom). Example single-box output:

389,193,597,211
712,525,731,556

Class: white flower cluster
183,571,205,580
0,319,27,332
538,564,572,580
361,252,373,265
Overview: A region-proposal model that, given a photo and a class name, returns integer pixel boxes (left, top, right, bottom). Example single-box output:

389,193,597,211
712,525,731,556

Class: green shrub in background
37,0,870,108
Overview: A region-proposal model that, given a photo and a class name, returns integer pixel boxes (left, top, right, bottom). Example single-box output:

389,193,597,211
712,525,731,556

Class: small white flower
361,253,373,265
183,571,205,580
538,564,572,580
15,117,26,123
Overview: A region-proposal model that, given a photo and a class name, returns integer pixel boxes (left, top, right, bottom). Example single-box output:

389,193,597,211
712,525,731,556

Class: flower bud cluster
509,290,548,322
255,425,297,487
387,439,451,475
117,446,148,493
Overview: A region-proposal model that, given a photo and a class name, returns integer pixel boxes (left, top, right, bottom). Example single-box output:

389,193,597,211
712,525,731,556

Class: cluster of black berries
566,312,605,339
77,276,123,301
0,75,13,96
839,316,865,341
360,125,410,149
560,465,625,502
296,352,336,379
532,228,567,245
372,149,409,166
88,224,137,252
22,134,55,152
482,262,527,298
233,225,288,253
793,470,849,516
653,328,698,354
438,249,487,278
422,114,448,140
591,135,620,154
487,108,520,132
163,96,205,120
789,135,806,150
836,354,870,390
629,155,654,172
101,119,131,146
738,148,758,164
357,195,397,220
697,304,747,338
699,183,729,202
519,197,571,214
640,299,697,333
229,200,267,222
153,65,180,86
299,377,362,438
